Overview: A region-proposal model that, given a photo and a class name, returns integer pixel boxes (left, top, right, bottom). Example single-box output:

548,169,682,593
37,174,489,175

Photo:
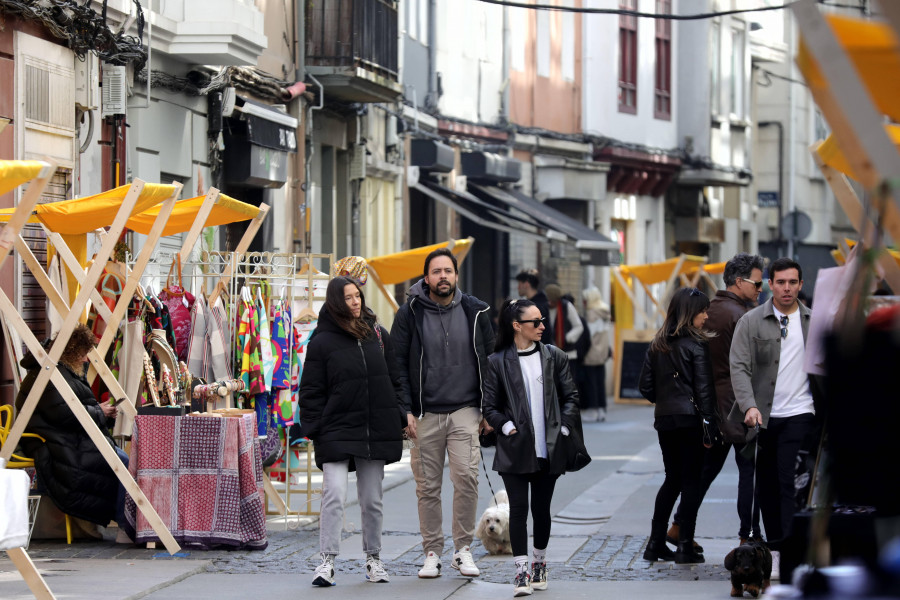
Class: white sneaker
418,551,442,578
312,554,336,587
598,408,607,422
365,555,390,583
452,545,480,577
514,570,533,596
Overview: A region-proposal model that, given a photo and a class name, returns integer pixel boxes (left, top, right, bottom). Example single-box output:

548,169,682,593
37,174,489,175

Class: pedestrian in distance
580,286,613,423
639,287,718,564
667,253,765,550
515,269,554,345
543,284,584,362
482,298,583,597
299,276,407,587
390,248,496,579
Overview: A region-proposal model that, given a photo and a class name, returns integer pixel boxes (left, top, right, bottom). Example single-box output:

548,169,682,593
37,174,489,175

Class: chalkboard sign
614,329,655,405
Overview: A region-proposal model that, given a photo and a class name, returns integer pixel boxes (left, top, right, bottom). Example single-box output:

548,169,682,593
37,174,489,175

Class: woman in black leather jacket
639,287,716,564
482,299,582,596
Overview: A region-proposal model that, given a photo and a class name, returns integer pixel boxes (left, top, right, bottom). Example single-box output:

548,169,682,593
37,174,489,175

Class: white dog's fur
476,490,512,555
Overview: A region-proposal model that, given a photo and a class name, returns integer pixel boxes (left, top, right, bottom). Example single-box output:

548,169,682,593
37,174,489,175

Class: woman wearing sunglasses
482,298,583,597
639,287,717,564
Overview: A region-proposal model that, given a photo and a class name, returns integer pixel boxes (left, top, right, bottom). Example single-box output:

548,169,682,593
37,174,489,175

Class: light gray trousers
319,458,386,557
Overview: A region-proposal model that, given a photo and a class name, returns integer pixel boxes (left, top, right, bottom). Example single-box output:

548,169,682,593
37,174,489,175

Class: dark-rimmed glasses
517,317,546,327
780,315,789,339
742,277,764,289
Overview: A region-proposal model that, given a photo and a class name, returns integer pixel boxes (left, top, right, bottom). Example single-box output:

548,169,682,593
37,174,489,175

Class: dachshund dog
475,490,511,555
724,540,773,598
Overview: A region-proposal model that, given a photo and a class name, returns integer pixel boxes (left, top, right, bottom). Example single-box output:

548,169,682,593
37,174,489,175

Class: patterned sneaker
365,555,390,583
418,551,442,578
531,562,548,590
514,570,533,596
451,545,480,577
312,554,336,587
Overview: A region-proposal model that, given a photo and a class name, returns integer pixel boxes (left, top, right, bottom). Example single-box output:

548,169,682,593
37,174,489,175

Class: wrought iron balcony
306,0,402,102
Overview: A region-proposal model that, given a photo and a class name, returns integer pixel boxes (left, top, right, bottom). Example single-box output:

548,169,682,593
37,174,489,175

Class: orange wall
509,0,582,134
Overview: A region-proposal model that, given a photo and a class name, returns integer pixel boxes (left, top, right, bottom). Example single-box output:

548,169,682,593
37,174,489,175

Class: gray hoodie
409,280,480,413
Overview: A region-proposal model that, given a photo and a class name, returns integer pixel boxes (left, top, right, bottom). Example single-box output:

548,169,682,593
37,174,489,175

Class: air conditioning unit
101,64,127,117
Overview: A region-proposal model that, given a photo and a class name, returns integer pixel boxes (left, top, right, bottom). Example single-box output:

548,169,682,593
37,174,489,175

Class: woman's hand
101,401,117,420
508,429,518,436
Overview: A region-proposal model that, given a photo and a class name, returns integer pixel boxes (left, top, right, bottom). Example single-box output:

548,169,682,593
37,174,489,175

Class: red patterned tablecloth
123,414,267,550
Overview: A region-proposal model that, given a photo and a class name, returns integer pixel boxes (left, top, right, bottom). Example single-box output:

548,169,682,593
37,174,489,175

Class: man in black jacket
391,248,495,579
515,269,554,345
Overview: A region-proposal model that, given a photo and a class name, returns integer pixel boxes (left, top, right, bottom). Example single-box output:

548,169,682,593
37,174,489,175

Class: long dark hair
495,298,536,352
649,287,714,354
324,276,376,340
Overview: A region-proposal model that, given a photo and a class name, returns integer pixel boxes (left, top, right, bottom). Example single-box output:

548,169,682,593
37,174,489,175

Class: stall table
123,414,267,550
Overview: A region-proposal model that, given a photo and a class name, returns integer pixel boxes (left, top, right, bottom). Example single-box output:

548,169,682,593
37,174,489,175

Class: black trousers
756,413,815,543
653,425,705,530
674,441,761,538
501,464,560,557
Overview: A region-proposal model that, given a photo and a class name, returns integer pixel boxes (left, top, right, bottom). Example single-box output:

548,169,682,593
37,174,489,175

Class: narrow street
2,402,751,598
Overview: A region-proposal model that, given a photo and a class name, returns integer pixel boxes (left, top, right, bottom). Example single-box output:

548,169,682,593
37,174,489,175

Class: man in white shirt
728,257,818,545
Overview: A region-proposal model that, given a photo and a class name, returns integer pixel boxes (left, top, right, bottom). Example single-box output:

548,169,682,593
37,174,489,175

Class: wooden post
366,265,400,313
210,203,271,306
5,547,55,599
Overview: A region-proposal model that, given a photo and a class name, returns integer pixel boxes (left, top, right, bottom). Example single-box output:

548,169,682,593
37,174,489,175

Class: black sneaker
531,562,548,591
514,570,533,597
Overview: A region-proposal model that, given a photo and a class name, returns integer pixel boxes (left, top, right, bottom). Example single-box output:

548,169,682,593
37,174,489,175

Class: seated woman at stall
15,324,130,541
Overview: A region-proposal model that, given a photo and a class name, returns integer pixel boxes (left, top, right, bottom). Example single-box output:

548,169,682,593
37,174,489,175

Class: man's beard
432,281,456,298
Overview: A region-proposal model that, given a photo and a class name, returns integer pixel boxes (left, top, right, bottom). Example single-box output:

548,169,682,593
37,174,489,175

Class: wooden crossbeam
5,547,55,599
612,268,654,327
178,186,220,264
0,161,55,270
209,203,271,305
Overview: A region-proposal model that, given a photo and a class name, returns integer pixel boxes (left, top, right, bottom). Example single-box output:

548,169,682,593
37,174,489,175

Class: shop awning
367,239,474,286
0,160,54,196
0,182,177,234
469,183,619,252
814,125,900,182
126,193,261,236
619,255,709,285
797,13,900,125
411,180,548,242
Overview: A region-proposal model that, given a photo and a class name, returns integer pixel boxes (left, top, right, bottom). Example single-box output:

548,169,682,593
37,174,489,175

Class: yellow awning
833,238,900,267
617,255,708,285
0,160,53,196
0,182,177,233
367,239,474,286
814,125,900,182
797,14,900,125
126,193,260,236
687,260,726,277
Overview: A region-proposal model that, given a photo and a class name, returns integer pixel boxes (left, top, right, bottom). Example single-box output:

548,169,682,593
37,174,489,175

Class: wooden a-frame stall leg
1,160,57,599
0,179,182,554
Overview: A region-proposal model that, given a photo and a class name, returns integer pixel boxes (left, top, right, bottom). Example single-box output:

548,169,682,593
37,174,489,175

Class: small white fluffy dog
476,490,512,555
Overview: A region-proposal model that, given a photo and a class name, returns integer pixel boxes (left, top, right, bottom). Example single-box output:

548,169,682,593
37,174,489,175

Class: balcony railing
306,0,399,81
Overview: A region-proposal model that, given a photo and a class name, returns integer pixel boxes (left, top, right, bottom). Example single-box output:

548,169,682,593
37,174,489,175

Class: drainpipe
758,121,784,252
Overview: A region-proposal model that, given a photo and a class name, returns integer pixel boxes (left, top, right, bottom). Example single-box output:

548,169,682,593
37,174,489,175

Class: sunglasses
517,317,546,327
742,277,763,289
689,288,702,297
780,315,789,339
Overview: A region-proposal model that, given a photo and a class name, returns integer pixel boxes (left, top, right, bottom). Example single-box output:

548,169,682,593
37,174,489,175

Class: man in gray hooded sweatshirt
391,248,495,579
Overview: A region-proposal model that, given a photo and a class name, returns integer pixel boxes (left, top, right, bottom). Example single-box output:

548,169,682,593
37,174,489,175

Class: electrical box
350,143,367,181
74,54,99,110
101,64,127,117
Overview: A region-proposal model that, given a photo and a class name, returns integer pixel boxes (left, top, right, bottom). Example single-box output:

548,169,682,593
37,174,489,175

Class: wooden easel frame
1,160,57,599
0,179,182,555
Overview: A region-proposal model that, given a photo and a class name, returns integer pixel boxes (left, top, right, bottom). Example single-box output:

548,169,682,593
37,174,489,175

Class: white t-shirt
770,306,815,418
518,347,547,459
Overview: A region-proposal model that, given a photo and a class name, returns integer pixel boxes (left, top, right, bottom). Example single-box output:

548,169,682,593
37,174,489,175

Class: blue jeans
114,445,129,527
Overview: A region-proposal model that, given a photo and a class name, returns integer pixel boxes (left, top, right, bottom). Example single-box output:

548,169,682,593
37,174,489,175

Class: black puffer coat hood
16,352,119,525
298,308,406,470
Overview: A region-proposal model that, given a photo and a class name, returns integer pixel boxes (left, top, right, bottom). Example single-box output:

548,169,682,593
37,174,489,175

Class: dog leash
750,424,760,540
479,447,500,507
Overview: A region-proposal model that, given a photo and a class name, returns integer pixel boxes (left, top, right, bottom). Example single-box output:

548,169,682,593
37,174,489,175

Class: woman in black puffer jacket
16,324,126,527
639,287,717,565
299,276,406,587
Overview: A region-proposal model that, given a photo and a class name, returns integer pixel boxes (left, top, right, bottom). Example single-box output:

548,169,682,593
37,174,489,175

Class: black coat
638,335,716,421
298,309,406,470
16,353,119,525
391,287,495,417
482,344,581,475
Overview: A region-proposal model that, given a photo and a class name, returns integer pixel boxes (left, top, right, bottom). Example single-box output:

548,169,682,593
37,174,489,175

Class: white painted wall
582,0,678,149
434,0,504,124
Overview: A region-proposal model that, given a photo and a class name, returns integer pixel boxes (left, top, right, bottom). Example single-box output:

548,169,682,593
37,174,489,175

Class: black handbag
563,425,591,472
479,430,497,448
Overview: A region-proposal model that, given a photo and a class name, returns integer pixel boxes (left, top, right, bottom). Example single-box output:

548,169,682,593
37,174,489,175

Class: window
654,0,672,120
562,0,575,82
618,0,638,113
510,6,528,72
710,22,721,116
730,27,745,118
537,8,551,78
407,0,428,45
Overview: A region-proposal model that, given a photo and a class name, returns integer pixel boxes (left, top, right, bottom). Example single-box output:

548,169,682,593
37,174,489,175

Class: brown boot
667,523,704,553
